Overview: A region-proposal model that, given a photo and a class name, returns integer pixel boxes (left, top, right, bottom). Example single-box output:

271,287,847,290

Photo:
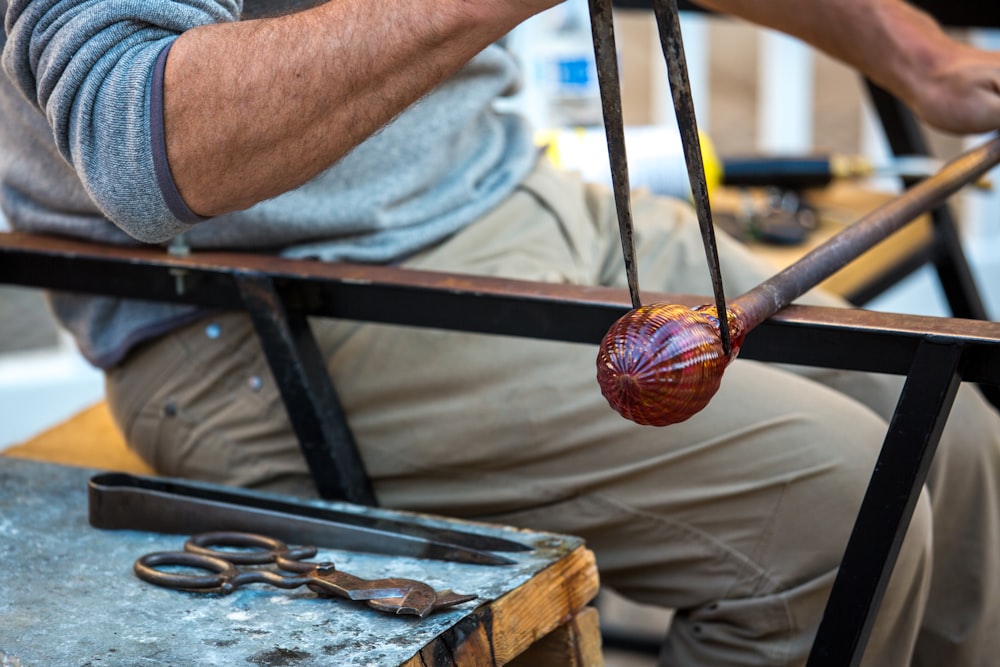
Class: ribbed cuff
150,41,207,225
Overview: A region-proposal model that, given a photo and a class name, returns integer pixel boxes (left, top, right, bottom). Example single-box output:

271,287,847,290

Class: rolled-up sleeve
2,0,240,242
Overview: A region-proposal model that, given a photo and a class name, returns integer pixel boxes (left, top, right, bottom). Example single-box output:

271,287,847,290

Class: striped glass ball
596,303,744,426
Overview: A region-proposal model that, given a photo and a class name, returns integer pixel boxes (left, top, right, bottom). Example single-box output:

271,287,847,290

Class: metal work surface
0,458,584,667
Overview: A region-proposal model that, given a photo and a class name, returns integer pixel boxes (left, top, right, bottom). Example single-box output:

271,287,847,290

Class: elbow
67,41,208,242
2,0,241,240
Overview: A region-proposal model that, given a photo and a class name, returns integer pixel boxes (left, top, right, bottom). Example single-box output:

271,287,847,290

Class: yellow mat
4,402,155,474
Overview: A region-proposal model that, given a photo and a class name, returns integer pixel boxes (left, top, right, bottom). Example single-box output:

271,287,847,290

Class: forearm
165,0,545,216
692,0,944,100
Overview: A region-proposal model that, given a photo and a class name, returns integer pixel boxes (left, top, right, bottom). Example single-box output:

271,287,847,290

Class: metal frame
809,338,964,666
2,231,1000,664
234,273,375,503
606,4,1000,660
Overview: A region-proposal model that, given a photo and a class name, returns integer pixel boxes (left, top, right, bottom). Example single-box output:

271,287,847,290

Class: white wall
0,213,105,450
0,334,105,450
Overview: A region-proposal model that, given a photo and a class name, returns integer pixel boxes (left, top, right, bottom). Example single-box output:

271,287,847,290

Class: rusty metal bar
2,232,1000,383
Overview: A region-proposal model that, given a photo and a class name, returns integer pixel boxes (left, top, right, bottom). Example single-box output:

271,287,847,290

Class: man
3,0,1000,664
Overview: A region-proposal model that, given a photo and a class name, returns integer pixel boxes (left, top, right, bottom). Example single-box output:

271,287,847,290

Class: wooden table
0,458,602,666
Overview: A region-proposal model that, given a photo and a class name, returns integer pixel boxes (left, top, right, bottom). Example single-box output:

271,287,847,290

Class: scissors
134,531,478,618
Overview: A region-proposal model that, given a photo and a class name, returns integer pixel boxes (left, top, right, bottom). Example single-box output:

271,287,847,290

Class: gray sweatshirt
0,0,538,367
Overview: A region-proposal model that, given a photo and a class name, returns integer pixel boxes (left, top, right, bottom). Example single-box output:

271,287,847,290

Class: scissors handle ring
134,550,242,593
184,530,317,565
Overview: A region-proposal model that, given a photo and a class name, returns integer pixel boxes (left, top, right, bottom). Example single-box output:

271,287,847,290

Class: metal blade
589,0,642,309
88,473,529,565
651,0,732,355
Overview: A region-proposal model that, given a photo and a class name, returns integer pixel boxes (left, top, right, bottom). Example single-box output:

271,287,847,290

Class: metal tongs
89,472,531,566
587,0,733,354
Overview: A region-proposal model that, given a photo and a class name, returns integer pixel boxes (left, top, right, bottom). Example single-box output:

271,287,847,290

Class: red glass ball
596,303,743,426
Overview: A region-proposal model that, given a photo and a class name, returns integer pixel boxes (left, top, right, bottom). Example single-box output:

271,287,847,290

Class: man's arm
692,0,1000,136
3,0,561,241
164,0,561,217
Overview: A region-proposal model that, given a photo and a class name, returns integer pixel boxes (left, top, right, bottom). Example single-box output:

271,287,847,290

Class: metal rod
732,134,1000,330
864,80,993,321
651,0,732,355
589,0,642,309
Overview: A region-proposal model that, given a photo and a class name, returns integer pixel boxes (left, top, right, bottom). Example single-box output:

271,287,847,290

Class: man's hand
907,44,1000,135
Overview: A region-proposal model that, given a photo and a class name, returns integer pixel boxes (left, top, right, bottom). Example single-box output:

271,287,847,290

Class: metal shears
134,531,478,618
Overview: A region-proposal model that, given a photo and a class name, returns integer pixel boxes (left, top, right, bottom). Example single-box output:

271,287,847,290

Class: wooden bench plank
508,607,604,667
402,549,601,667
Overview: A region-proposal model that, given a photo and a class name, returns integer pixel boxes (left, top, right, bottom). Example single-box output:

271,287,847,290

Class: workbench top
0,458,600,666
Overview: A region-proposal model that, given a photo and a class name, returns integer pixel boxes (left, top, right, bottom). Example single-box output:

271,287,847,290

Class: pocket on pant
124,397,192,475
125,391,260,485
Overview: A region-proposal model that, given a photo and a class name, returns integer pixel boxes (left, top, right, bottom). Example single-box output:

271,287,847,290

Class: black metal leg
235,273,376,505
806,338,963,666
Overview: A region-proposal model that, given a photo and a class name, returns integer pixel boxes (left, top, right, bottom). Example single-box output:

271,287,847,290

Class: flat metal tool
89,472,530,566
650,0,733,355
589,0,642,309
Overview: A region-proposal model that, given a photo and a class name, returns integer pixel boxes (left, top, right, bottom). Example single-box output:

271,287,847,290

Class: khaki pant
106,158,1000,666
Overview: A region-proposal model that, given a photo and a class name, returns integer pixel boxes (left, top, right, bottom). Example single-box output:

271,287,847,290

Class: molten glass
596,303,746,426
